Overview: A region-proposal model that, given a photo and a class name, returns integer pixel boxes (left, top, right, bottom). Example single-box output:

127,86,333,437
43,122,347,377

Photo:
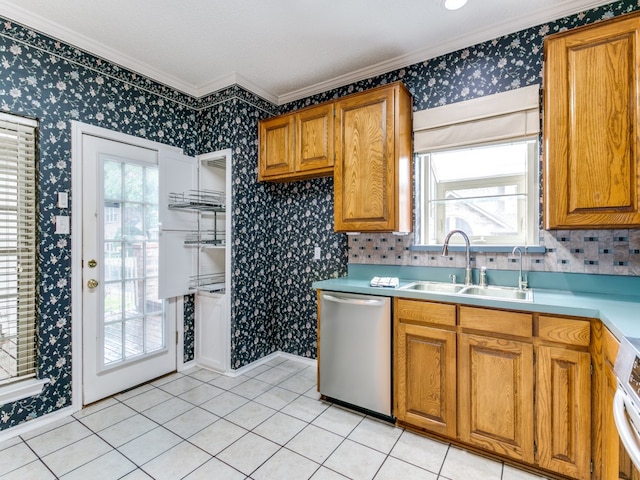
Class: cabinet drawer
396,299,456,327
537,315,590,347
459,306,532,338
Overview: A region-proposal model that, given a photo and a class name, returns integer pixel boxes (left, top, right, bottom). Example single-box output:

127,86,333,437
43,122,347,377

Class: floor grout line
0,361,539,480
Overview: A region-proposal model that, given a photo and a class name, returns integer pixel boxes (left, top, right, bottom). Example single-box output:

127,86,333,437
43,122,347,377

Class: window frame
416,137,539,247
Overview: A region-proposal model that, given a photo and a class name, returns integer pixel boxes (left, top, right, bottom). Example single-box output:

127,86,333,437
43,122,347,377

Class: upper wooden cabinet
258,102,334,182
334,82,413,232
544,12,640,228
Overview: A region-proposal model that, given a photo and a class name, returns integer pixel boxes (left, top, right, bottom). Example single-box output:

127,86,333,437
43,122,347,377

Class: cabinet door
458,333,534,463
544,13,640,228
296,103,334,174
395,322,456,437
258,114,294,180
158,148,197,299
536,345,591,478
334,84,412,232
196,292,228,372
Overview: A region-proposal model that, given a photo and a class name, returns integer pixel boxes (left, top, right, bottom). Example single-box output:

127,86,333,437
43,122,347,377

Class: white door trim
70,121,185,410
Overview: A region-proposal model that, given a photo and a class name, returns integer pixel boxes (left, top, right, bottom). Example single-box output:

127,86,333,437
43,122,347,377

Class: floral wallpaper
0,17,198,430
0,0,638,431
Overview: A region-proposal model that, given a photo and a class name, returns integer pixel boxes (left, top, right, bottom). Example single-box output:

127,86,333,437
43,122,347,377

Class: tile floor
0,356,550,479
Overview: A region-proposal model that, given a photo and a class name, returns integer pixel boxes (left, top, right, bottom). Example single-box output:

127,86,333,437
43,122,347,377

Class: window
416,138,538,246
0,113,38,385
412,85,540,248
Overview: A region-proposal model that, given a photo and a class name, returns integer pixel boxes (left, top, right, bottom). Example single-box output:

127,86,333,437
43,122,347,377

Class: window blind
413,85,540,152
0,113,38,385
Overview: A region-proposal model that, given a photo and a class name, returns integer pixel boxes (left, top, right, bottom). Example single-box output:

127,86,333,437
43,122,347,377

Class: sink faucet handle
479,266,487,288
449,274,457,285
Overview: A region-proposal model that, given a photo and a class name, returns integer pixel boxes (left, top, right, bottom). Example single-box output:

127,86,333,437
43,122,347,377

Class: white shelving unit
159,149,232,372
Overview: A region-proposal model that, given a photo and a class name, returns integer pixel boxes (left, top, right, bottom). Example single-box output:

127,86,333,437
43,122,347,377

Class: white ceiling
0,0,617,105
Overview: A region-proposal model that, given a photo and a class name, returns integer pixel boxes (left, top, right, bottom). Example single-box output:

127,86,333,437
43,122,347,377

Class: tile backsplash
349,229,640,276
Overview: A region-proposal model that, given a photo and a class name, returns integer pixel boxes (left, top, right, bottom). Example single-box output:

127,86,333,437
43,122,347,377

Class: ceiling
0,0,617,105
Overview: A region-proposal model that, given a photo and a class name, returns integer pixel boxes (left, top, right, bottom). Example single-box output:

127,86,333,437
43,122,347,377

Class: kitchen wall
281,0,640,278
0,17,201,429
197,93,348,368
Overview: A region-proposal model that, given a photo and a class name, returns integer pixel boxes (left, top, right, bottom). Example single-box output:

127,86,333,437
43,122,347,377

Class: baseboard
196,351,316,377
0,406,74,443
178,359,198,372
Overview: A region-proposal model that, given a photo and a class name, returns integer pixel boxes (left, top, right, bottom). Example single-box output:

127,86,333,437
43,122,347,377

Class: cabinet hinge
590,460,594,473
176,331,179,345
533,442,537,455
591,363,594,375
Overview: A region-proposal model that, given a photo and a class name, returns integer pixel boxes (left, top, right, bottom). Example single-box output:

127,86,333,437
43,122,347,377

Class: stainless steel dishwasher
319,291,392,418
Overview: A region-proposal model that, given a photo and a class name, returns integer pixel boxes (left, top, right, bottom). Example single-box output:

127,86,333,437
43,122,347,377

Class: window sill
0,378,48,405
410,245,546,254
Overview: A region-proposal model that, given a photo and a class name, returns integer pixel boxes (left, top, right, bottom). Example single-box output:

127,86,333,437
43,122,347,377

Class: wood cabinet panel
459,306,532,338
296,103,334,174
458,333,534,463
544,12,640,228
334,82,412,232
395,322,457,437
537,315,590,347
396,299,456,328
258,103,333,181
259,115,294,179
536,345,591,478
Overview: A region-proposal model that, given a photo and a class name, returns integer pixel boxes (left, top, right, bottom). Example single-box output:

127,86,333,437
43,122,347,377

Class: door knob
87,279,99,289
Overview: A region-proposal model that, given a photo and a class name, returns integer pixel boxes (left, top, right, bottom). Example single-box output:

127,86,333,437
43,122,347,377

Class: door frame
70,121,186,410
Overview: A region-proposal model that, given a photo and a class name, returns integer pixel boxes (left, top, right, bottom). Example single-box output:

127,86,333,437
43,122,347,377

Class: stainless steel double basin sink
400,281,533,302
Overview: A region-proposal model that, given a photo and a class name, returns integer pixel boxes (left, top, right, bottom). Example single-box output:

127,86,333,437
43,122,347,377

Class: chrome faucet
512,246,528,291
442,229,472,286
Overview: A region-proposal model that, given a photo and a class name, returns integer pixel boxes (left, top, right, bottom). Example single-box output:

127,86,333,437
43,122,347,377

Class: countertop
313,266,640,341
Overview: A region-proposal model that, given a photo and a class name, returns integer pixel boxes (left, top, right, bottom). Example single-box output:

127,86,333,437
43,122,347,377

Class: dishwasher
319,291,392,419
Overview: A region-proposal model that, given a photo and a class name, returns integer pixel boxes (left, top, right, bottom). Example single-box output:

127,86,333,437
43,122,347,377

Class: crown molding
195,72,278,105
0,0,199,97
0,0,618,106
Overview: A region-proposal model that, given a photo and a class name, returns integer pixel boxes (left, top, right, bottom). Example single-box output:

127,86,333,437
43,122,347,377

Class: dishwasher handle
322,293,387,307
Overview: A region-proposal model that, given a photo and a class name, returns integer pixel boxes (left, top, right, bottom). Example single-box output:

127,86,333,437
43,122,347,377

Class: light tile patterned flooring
0,356,550,480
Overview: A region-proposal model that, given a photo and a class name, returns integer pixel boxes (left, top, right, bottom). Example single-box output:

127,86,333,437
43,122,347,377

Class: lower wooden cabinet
602,326,640,480
458,333,534,464
396,322,457,437
394,299,594,479
395,299,457,437
536,345,591,478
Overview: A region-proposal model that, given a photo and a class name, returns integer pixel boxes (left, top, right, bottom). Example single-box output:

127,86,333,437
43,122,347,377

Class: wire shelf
189,272,225,293
184,230,225,246
168,189,225,211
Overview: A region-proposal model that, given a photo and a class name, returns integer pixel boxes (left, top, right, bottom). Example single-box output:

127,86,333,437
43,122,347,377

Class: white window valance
413,84,540,152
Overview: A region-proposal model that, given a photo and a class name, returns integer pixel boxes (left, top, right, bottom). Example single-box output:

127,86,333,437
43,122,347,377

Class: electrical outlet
314,246,321,260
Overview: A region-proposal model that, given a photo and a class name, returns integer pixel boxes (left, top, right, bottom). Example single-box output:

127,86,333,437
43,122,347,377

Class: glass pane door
102,159,163,367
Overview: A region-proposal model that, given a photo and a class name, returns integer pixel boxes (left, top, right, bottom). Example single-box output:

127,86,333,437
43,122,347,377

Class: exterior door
82,134,176,405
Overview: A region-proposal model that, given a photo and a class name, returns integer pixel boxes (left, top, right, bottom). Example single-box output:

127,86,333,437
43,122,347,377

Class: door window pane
101,160,165,368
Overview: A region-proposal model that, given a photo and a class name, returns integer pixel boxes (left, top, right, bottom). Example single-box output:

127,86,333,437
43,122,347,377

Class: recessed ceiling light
443,0,468,10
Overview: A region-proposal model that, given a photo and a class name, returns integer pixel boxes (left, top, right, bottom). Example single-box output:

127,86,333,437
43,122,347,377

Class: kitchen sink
400,281,533,302
401,281,467,294
460,285,533,302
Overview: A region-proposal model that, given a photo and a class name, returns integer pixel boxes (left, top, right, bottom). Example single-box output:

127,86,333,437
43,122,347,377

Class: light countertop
313,266,640,341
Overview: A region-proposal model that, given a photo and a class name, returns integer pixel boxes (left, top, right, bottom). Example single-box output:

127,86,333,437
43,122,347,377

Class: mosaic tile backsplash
349,230,640,276
1,0,639,432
